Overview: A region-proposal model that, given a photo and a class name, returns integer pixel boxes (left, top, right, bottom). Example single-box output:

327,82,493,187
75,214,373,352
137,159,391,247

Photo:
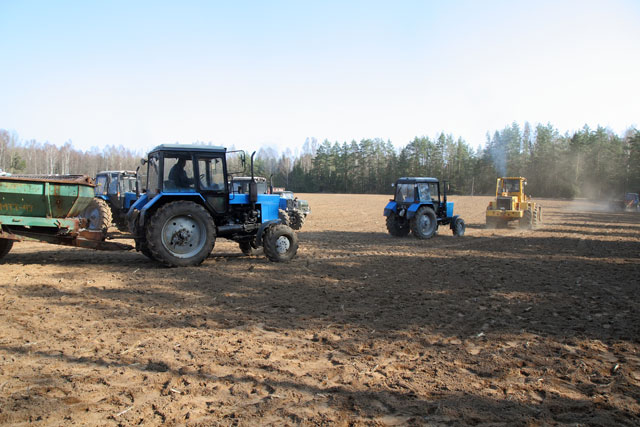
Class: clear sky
1,0,638,155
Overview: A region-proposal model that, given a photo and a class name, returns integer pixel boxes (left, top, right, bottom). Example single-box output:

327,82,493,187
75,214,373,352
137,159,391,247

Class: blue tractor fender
136,193,208,229
96,195,109,202
255,219,282,246
406,202,432,219
383,201,397,217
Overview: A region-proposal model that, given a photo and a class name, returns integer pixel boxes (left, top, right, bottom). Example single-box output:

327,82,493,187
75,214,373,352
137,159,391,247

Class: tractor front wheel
263,224,298,262
0,238,13,260
452,217,465,237
288,210,304,230
278,209,290,227
146,201,216,267
410,206,437,239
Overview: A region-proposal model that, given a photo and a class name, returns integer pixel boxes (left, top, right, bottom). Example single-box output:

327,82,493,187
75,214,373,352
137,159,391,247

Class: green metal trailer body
0,175,94,220
0,175,132,256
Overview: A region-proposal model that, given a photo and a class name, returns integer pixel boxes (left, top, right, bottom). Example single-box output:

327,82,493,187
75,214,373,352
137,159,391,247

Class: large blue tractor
127,144,298,266
383,177,465,239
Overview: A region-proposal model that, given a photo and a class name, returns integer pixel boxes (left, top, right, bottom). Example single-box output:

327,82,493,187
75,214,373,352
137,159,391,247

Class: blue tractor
127,144,298,267
94,170,140,231
383,177,465,239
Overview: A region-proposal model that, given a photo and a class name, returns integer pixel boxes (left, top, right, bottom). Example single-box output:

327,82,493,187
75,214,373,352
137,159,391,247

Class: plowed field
1,194,639,425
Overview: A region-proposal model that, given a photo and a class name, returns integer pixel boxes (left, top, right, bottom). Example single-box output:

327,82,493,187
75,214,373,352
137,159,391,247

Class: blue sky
1,0,638,155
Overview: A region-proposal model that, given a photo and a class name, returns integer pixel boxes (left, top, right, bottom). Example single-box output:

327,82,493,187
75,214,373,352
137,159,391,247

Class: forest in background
1,122,639,199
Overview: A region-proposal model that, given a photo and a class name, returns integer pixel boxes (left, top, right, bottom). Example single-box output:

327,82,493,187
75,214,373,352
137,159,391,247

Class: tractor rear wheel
520,209,533,229
263,224,298,262
80,198,112,237
288,210,304,230
386,212,410,237
0,238,13,260
146,201,216,267
452,217,465,237
410,206,437,239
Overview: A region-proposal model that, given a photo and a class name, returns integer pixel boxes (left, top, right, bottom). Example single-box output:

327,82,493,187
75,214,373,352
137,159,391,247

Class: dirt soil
1,194,639,426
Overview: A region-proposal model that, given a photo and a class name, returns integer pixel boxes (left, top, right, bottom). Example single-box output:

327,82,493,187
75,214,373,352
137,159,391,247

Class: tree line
2,123,639,199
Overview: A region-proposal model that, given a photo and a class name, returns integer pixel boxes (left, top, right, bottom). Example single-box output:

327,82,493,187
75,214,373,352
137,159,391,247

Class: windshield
94,175,108,195
146,154,160,197
120,176,137,193
395,183,415,203
500,179,521,193
280,191,294,199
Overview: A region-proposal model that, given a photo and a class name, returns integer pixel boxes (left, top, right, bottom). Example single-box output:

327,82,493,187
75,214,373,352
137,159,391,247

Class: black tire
288,210,304,230
239,240,262,256
0,238,13,259
80,198,112,237
410,206,437,239
146,201,216,267
386,212,410,237
520,209,533,229
278,209,290,227
263,224,298,262
452,218,465,237
135,238,155,260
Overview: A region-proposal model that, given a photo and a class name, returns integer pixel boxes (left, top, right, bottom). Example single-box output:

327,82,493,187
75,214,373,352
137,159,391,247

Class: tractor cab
94,170,139,211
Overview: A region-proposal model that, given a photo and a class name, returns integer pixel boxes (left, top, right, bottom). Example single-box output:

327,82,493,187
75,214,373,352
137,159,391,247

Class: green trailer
0,174,132,259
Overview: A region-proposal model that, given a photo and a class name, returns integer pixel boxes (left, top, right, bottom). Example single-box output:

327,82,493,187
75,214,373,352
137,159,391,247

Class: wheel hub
275,235,290,254
161,215,206,258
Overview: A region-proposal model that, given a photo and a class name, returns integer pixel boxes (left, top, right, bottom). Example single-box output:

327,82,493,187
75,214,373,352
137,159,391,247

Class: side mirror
140,158,147,166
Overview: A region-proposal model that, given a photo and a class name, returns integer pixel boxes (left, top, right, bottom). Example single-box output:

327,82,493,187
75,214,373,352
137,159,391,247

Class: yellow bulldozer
486,177,542,229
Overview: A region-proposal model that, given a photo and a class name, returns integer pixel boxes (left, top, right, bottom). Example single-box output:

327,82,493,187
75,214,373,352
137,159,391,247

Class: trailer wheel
386,212,410,237
263,224,298,262
410,206,437,239
80,198,112,236
146,201,216,267
288,210,304,230
452,217,465,237
0,239,13,259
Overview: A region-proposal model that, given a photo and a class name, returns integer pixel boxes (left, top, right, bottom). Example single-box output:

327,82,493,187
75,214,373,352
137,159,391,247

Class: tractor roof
149,143,226,154
396,177,439,184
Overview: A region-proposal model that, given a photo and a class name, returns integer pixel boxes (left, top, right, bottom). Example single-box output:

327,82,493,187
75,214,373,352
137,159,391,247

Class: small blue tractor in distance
94,170,140,231
383,177,465,239
127,144,298,267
